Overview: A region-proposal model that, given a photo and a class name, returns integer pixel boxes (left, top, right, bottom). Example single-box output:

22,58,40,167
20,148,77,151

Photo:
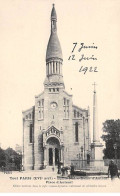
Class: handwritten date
79,66,98,74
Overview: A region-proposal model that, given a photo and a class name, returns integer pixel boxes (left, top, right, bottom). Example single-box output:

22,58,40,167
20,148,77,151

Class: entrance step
44,166,58,172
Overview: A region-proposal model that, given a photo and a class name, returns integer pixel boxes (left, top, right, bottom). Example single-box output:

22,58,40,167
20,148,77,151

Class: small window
49,88,51,92
38,101,41,106
29,124,32,143
75,122,78,142
42,99,44,106
67,100,69,106
29,113,31,119
74,110,76,118
57,88,59,92
77,112,79,118
26,115,28,119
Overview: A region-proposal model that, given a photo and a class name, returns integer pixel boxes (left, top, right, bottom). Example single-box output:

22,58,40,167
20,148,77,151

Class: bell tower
44,4,65,89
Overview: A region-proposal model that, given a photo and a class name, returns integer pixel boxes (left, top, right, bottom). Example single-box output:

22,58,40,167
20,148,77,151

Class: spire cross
92,82,97,93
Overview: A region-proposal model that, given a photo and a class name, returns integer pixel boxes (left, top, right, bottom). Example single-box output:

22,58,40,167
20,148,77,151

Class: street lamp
77,153,81,170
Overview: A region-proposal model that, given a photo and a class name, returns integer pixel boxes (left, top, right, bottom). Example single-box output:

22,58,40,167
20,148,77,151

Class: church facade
22,5,91,170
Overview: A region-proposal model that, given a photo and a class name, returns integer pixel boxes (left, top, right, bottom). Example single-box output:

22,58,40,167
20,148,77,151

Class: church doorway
48,148,59,166
46,137,60,166
49,148,53,165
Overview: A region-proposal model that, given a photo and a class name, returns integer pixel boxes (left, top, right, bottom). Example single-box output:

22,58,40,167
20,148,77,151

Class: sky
0,0,120,150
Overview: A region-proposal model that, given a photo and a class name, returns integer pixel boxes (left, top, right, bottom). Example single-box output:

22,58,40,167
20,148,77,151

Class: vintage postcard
0,0,120,193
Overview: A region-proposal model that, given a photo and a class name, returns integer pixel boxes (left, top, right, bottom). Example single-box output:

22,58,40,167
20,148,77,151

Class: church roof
51,4,57,20
46,5,63,61
46,33,62,60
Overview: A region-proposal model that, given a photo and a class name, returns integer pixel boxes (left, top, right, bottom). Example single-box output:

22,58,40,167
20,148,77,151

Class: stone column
59,62,61,74
46,147,48,166
60,146,64,164
44,147,47,167
59,62,60,74
50,62,52,75
55,61,58,74
61,63,62,75
51,62,53,74
59,148,61,162
93,83,99,143
91,83,104,170
53,61,55,73
49,63,51,75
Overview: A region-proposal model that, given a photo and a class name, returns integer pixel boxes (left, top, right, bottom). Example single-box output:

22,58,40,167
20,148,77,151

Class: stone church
22,5,91,170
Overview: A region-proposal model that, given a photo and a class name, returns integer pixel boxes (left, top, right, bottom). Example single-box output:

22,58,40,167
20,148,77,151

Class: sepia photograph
0,0,120,192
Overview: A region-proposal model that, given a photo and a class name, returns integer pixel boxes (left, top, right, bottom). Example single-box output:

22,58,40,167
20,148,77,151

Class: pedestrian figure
61,165,63,176
57,162,61,174
108,160,119,180
70,164,75,179
67,168,71,179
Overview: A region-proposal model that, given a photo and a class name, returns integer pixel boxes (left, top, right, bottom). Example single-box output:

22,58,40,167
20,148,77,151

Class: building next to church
22,5,91,170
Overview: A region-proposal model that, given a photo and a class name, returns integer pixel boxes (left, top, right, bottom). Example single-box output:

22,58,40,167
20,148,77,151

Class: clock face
51,102,57,109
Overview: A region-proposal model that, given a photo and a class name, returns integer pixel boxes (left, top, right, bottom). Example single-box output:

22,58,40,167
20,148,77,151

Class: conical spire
46,4,63,61
51,4,57,21
44,5,64,89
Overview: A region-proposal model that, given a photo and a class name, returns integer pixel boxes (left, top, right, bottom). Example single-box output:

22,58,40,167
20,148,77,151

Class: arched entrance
46,137,60,166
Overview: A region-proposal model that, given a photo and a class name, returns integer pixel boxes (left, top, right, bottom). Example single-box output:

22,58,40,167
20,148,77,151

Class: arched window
75,122,78,142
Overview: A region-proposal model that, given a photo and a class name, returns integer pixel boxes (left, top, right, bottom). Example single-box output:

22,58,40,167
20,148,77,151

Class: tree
0,147,22,170
101,119,120,159
5,148,22,170
0,148,6,167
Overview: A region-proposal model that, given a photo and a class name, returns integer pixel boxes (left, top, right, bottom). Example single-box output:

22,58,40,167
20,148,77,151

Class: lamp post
81,146,83,168
77,153,81,170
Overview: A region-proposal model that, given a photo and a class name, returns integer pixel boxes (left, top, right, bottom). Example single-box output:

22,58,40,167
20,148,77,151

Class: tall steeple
44,4,64,88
